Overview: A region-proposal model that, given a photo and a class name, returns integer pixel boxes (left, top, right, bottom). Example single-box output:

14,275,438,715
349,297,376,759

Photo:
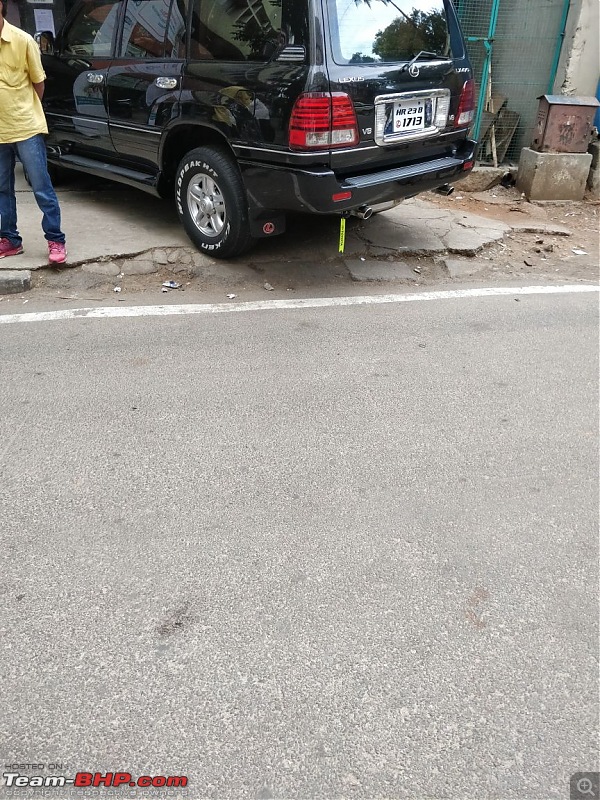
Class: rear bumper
241,140,477,216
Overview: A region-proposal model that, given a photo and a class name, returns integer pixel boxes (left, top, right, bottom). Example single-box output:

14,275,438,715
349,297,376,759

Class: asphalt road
0,289,598,800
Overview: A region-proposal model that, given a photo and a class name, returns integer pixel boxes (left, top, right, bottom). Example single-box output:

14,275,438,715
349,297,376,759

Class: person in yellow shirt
0,0,67,263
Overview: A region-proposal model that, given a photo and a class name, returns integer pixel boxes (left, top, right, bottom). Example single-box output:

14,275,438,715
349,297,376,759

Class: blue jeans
0,134,65,246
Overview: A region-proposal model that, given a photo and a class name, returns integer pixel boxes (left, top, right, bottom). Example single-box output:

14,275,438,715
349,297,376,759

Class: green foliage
373,8,448,60
349,51,376,63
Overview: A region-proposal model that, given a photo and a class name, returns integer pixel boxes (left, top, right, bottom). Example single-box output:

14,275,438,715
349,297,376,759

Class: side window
189,0,283,62
119,0,175,58
62,0,121,57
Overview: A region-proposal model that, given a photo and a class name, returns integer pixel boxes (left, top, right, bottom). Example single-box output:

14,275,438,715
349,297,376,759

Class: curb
0,270,31,295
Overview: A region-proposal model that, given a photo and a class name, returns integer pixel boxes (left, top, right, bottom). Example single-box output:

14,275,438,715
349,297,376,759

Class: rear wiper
400,50,449,72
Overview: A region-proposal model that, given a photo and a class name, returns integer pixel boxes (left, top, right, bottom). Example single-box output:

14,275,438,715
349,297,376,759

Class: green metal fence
455,0,571,163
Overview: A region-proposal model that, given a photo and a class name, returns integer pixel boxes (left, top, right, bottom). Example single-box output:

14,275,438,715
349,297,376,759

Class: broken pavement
1,167,597,299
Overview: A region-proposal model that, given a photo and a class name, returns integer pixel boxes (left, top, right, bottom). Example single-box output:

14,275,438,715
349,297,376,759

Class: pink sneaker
0,238,24,258
48,241,68,265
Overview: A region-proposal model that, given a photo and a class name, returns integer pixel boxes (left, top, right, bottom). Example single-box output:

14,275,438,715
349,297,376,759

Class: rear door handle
154,77,178,89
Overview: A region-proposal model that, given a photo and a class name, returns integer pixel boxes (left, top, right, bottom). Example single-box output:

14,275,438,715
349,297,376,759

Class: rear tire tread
175,146,254,259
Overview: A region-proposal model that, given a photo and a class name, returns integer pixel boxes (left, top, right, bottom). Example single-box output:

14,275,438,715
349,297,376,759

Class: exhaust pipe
351,205,373,220
434,183,454,196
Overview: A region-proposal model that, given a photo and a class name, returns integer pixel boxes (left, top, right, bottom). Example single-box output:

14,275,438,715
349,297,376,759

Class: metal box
531,95,600,153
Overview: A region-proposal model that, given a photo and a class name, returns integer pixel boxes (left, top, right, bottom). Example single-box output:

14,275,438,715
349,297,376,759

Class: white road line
0,285,598,325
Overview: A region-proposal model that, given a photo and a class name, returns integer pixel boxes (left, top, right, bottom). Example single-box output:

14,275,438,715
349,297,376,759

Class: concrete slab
0,259,27,272
359,200,510,257
357,200,450,254
363,219,447,254
345,259,418,282
448,208,512,232
450,229,508,254
389,201,455,221
0,269,31,294
13,167,188,271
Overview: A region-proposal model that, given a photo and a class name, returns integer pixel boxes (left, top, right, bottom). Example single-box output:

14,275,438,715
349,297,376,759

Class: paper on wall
34,8,55,35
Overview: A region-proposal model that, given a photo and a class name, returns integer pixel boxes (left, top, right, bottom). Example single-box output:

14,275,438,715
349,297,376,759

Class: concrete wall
553,0,600,96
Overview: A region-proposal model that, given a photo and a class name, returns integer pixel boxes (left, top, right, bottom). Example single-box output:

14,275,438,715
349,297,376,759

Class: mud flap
249,213,286,238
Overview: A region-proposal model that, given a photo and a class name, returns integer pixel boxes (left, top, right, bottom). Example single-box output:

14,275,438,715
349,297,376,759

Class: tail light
289,92,359,150
454,79,475,128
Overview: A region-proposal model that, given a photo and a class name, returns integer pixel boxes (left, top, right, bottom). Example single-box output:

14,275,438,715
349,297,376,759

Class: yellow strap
338,216,346,253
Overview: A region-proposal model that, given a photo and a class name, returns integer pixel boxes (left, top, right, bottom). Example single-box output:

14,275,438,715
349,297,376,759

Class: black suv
36,0,477,258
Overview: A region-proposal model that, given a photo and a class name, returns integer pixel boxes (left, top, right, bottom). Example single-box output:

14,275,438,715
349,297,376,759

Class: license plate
393,99,426,132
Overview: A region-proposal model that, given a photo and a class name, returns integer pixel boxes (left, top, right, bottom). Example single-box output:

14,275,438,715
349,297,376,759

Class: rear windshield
327,0,452,65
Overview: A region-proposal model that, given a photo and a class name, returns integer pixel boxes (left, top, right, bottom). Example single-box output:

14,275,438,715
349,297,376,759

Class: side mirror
34,31,56,55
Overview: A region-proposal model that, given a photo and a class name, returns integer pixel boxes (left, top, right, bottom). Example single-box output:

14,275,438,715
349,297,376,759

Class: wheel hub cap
187,174,225,238
199,197,214,215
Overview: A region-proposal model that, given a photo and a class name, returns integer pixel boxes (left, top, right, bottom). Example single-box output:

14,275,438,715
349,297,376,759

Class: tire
175,146,253,259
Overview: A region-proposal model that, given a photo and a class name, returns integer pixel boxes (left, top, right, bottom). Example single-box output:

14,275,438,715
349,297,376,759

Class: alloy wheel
187,174,226,237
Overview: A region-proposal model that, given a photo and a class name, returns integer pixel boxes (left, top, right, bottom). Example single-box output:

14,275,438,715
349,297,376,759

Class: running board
344,156,464,189
57,154,159,190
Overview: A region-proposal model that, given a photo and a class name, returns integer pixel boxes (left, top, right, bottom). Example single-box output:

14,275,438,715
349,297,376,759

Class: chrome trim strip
374,89,451,147
400,59,452,71
46,113,162,135
233,144,379,157
374,88,450,105
47,113,108,126
109,123,162,135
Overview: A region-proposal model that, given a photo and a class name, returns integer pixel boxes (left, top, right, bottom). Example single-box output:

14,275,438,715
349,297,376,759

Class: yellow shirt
0,20,48,144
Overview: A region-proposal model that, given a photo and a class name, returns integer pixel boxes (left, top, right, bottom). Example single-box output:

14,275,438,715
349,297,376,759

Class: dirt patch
425,186,599,284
